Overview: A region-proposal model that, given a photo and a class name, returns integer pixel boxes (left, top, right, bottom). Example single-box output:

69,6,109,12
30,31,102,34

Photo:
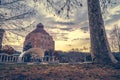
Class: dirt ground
0,63,120,80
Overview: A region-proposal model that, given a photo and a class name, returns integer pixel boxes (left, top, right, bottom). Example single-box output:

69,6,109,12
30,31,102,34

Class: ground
0,63,120,80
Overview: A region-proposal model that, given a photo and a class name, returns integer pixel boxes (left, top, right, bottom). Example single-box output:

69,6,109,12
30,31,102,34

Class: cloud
80,26,89,32
105,12,120,25
53,21,75,25
53,33,69,41
72,38,90,41
1,0,120,51
59,27,74,31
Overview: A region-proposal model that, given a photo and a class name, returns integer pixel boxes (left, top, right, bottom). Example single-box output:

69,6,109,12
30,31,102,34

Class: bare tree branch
0,0,24,5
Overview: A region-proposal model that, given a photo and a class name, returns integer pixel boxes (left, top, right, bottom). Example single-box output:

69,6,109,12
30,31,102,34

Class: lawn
0,63,120,80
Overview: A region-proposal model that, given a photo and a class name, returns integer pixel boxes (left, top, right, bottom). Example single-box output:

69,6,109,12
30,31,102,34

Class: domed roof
29,23,49,35
37,23,44,28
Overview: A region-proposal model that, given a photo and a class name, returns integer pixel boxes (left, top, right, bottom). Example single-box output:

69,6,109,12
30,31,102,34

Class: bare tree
42,0,119,64
0,0,36,46
110,25,120,52
0,0,35,22
87,0,118,64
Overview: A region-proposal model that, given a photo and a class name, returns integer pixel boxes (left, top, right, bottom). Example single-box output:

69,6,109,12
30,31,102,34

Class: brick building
23,23,54,52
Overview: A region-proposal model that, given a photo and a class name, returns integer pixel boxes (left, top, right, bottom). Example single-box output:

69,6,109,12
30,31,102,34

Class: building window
43,42,45,49
48,37,50,40
40,41,43,49
34,45,36,48
41,35,43,39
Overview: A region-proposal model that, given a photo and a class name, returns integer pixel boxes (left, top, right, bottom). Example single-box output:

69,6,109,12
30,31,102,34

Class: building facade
23,23,54,52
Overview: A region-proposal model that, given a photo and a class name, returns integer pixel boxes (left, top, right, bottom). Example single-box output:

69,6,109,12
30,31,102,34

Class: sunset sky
1,0,120,52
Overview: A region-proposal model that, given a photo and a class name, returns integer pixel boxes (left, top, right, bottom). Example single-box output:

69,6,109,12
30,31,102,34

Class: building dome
23,23,55,52
30,23,49,35
37,23,44,29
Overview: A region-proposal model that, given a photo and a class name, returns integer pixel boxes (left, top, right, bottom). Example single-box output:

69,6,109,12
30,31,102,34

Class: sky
1,0,120,52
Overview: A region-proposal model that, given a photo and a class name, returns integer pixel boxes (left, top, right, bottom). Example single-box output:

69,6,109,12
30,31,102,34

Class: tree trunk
0,29,5,50
87,0,118,64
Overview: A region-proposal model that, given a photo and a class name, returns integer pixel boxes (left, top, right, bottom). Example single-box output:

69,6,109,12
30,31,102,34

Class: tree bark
0,29,5,49
87,0,118,64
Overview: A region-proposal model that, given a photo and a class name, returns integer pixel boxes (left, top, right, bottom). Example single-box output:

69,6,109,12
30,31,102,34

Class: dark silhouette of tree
45,49,54,57
44,49,54,61
24,53,32,62
1,45,15,54
23,42,32,51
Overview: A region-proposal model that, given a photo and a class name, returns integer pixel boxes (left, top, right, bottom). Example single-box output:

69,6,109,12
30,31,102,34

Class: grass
0,63,120,80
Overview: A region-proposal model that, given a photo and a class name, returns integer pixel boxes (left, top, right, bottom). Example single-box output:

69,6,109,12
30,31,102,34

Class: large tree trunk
87,0,118,64
0,29,5,49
